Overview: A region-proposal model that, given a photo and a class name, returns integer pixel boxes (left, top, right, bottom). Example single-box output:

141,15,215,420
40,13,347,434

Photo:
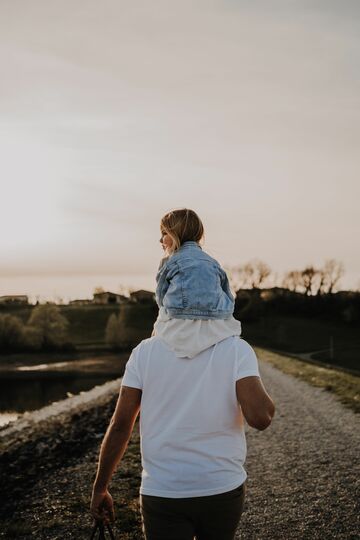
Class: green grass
256,347,360,413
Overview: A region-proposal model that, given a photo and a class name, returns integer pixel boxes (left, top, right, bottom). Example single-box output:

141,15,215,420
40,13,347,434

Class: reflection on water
16,362,70,371
0,373,118,428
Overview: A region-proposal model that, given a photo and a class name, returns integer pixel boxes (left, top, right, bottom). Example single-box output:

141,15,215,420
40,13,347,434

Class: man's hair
160,208,205,255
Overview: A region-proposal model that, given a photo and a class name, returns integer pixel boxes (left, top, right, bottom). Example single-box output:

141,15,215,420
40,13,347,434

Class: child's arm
156,259,178,308
219,267,235,302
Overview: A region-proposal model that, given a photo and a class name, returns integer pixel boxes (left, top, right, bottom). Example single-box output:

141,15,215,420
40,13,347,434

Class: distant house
129,289,156,304
0,295,29,305
93,291,129,305
69,299,93,306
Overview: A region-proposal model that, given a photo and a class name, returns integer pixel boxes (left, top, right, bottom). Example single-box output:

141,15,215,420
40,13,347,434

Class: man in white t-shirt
90,336,275,539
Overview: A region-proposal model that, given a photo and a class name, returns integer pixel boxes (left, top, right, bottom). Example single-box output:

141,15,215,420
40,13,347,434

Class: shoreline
0,376,123,444
0,374,144,539
0,345,131,366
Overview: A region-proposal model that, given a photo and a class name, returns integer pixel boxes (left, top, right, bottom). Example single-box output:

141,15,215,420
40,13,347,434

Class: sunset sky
1,0,359,302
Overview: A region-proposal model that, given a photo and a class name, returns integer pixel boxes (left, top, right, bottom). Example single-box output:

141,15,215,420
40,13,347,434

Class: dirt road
238,358,360,539
0,356,359,539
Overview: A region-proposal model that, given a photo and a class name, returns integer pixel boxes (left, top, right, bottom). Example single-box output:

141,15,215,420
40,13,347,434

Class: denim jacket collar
177,241,202,252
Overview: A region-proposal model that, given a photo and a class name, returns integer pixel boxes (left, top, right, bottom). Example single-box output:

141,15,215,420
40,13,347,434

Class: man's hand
90,489,115,525
89,385,141,525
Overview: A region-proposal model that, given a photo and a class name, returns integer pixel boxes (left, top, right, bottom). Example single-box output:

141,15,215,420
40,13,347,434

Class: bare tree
245,259,271,288
300,266,320,296
226,260,271,290
318,259,345,294
224,265,248,291
282,270,303,292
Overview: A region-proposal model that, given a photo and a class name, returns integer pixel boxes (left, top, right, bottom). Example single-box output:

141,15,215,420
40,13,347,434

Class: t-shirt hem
235,370,260,380
121,378,142,389
139,473,247,498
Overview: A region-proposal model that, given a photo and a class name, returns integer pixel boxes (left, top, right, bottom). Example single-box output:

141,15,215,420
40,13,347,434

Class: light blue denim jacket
155,241,235,320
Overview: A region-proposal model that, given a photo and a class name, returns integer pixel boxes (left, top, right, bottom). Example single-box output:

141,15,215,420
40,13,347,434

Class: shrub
26,304,70,350
0,314,25,351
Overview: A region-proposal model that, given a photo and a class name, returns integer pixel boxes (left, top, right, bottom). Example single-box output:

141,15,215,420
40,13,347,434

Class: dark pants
140,482,246,540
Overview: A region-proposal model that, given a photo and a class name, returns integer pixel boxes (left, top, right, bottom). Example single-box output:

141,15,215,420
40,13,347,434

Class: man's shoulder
132,336,168,355
218,336,255,356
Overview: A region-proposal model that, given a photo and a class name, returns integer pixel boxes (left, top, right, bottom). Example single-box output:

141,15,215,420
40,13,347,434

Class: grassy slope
255,346,360,413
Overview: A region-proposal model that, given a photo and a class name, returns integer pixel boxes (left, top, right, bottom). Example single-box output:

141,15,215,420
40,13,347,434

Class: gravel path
0,357,359,539
238,358,360,539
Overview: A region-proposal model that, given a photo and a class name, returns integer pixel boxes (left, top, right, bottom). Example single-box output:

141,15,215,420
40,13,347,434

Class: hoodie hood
153,307,242,358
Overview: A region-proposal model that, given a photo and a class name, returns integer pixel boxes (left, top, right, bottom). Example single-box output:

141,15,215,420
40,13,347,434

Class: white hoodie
152,306,242,358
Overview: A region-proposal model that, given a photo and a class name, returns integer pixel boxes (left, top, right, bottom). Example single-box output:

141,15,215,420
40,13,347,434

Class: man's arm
236,376,275,431
92,385,142,492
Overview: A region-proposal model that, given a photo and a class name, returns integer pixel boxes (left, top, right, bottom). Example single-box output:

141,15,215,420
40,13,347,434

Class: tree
0,314,24,351
224,264,247,291
300,266,319,296
318,259,345,294
27,304,69,349
227,259,271,291
249,260,271,288
105,313,120,347
23,324,42,350
282,270,303,292
105,310,129,348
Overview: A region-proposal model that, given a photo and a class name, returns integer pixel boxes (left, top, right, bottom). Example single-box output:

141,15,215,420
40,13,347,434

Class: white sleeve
121,345,143,390
235,341,260,381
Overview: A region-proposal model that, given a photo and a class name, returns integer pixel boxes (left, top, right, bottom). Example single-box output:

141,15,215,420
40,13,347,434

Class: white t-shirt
121,335,260,498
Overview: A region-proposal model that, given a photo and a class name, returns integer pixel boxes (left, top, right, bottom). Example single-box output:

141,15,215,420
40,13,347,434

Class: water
0,355,127,428
0,373,119,428
16,361,70,371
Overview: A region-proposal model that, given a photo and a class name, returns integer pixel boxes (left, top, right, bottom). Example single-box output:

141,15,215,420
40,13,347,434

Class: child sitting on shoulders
152,208,241,358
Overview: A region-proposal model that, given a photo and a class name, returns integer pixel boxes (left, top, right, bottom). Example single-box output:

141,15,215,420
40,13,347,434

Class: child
152,208,242,358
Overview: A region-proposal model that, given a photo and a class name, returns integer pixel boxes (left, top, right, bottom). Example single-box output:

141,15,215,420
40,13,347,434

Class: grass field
256,346,360,413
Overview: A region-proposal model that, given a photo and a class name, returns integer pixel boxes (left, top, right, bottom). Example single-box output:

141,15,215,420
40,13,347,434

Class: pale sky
1,0,359,302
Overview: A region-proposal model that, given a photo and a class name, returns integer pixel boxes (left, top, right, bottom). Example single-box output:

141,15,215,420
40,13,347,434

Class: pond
0,354,128,428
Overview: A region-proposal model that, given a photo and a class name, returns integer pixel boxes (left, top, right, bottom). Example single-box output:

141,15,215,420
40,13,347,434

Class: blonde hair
160,208,205,255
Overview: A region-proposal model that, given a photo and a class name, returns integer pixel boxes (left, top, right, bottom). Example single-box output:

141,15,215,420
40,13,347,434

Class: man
90,335,275,540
